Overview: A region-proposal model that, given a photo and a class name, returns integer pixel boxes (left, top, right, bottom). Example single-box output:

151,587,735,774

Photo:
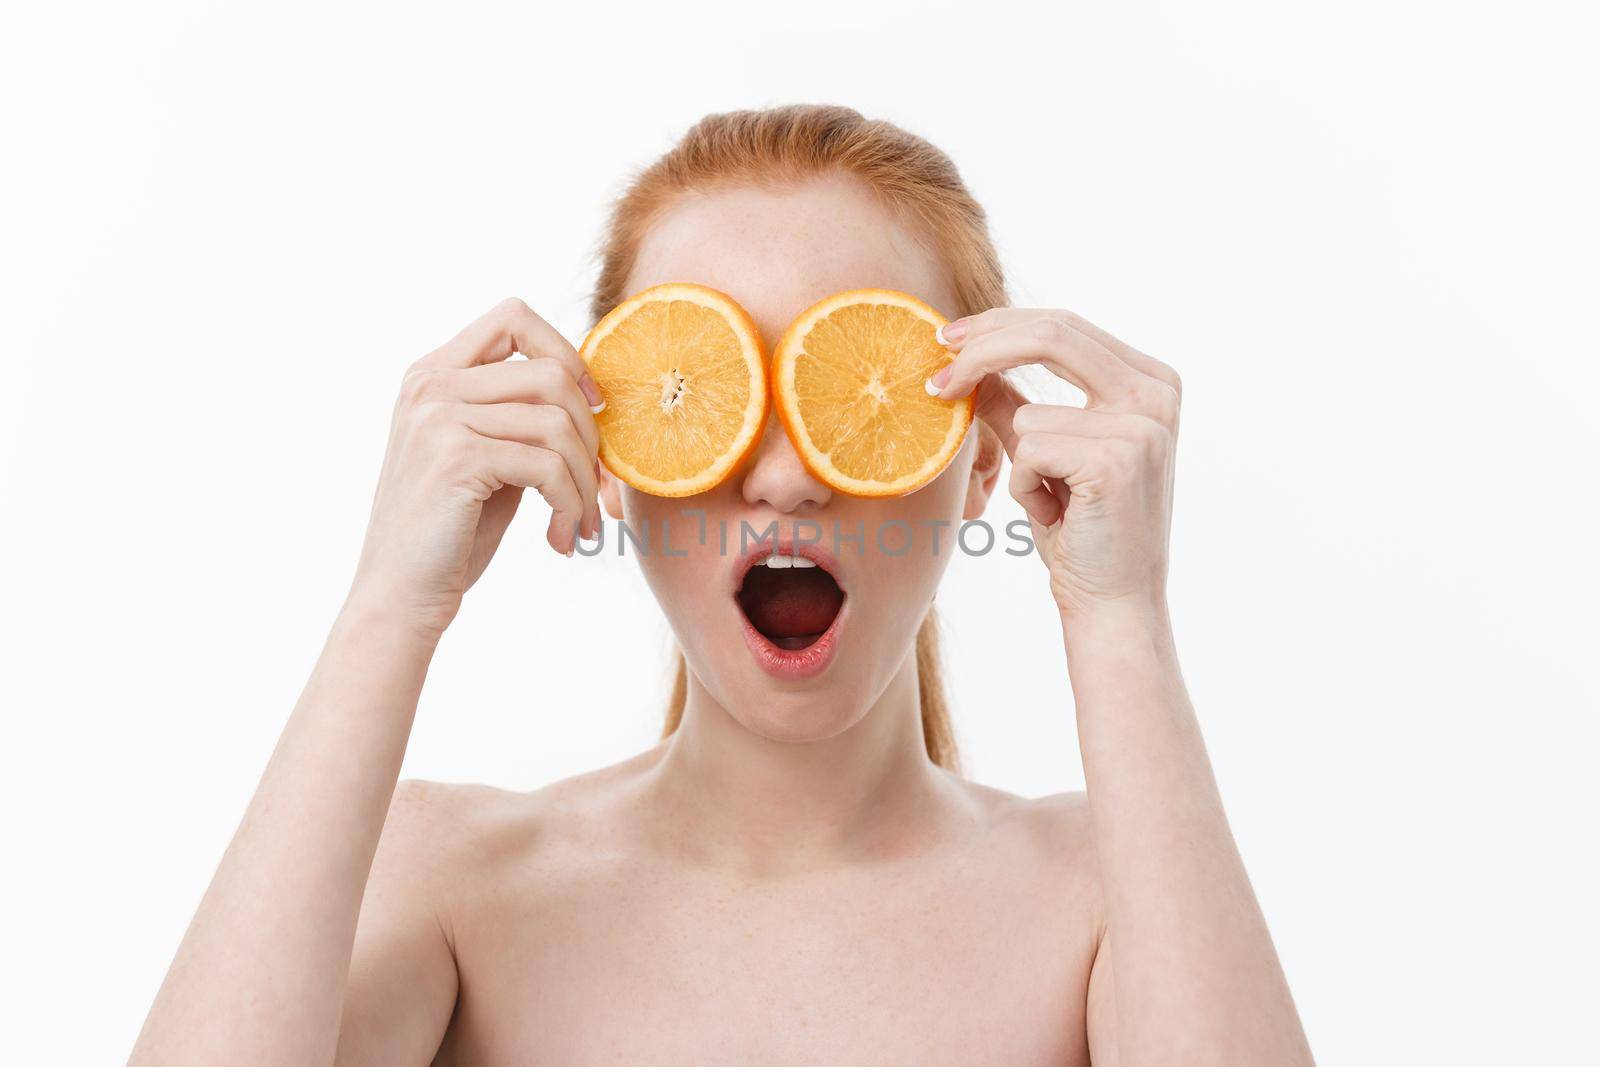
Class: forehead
625,173,958,343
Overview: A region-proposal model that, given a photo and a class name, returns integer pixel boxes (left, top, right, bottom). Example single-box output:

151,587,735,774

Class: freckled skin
134,170,1309,1066
620,177,983,745
377,769,1102,1064
338,177,1108,1064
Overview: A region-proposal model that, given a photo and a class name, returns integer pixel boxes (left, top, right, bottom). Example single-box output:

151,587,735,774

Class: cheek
622,488,734,633
847,446,980,605
850,494,969,602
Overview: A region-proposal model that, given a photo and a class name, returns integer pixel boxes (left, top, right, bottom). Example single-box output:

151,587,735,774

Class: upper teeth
760,553,817,569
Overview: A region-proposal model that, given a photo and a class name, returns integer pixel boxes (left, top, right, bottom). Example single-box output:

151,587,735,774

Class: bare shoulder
948,778,1104,898
376,746,664,895
954,776,1094,838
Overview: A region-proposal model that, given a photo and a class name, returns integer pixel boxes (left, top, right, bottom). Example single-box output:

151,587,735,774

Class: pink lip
738,607,845,680
732,533,848,681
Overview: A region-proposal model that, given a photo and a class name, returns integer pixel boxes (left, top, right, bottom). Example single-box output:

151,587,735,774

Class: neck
641,651,960,876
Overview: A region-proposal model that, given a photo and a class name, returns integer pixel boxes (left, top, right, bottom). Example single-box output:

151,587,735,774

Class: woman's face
601,173,998,744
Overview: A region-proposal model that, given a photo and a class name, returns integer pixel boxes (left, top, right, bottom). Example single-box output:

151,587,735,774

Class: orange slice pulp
580,283,767,497
772,288,972,497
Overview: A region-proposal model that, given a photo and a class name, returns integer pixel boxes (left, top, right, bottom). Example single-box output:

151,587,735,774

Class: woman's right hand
131,298,597,1064
348,298,605,637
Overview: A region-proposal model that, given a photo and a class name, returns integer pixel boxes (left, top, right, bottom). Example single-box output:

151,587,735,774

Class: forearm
1067,602,1311,1066
131,595,440,1066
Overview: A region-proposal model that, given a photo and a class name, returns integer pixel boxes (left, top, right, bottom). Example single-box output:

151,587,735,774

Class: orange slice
772,289,972,497
580,283,767,497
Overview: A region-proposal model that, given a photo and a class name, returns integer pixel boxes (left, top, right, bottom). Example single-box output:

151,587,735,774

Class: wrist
334,586,449,654
1059,594,1177,666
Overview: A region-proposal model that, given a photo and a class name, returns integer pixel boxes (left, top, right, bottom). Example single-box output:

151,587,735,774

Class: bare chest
436,859,1096,1065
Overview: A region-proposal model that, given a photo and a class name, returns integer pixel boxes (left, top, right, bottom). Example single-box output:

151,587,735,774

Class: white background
2,1,1596,1061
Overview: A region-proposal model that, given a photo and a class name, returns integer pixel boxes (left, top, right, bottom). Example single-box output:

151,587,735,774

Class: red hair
589,104,1009,771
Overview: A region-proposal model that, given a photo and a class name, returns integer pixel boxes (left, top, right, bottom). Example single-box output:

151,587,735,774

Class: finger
998,431,1088,527
1051,311,1181,398
1009,471,1065,528
974,375,1070,524
419,359,600,461
1066,320,1181,427
458,403,600,539
1011,403,1166,442
939,309,1180,421
973,372,1028,458
945,307,1151,365
415,298,605,409
930,315,1138,406
1013,407,1173,522
1009,432,1104,527
473,434,586,555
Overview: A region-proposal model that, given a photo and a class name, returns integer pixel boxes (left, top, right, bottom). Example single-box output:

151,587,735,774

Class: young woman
131,105,1314,1065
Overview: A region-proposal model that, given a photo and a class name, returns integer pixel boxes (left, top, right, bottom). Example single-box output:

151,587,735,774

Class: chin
722,686,870,745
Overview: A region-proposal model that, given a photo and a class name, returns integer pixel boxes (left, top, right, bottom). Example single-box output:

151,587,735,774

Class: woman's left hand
928,309,1181,619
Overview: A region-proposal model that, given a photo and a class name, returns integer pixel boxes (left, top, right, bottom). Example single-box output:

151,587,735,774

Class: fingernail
936,319,967,345
925,366,952,396
579,372,605,412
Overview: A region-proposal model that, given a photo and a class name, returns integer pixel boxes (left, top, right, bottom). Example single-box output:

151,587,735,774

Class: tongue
739,567,844,641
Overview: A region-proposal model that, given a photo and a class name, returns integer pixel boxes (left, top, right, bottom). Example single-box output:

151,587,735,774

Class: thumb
974,372,1027,459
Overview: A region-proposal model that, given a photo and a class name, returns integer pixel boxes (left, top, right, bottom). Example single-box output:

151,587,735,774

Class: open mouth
735,551,846,652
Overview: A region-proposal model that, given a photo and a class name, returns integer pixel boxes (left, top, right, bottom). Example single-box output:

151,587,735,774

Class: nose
739,418,832,513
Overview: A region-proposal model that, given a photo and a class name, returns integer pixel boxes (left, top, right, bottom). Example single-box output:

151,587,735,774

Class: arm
1070,604,1310,1064
129,599,446,1065
130,298,604,1066
333,780,467,1064
932,308,1313,1065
